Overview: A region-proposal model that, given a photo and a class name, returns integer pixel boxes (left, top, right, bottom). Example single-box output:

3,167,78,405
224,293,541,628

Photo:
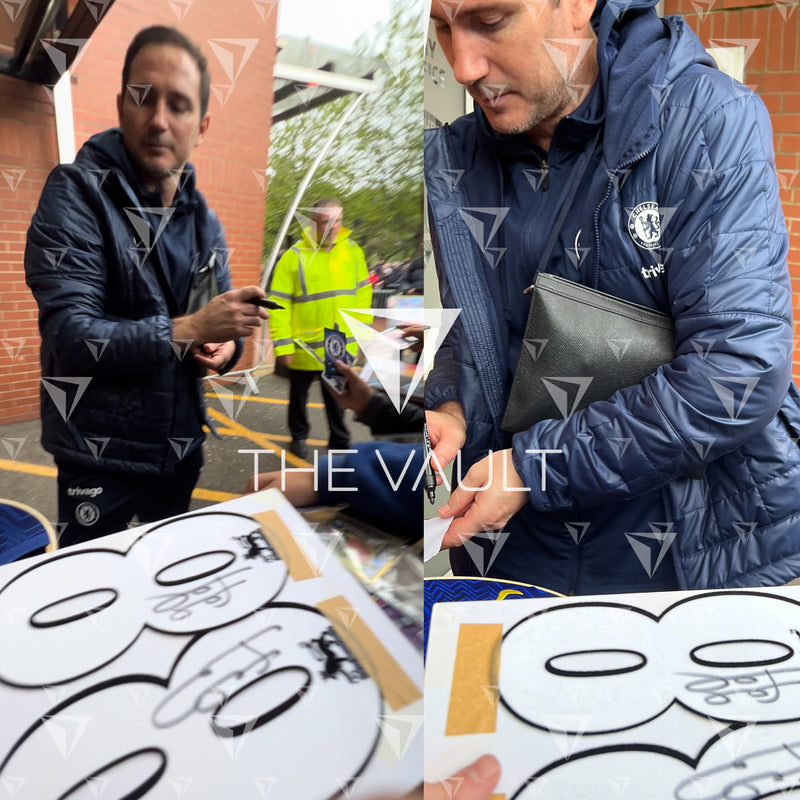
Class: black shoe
289,439,308,459
327,440,350,450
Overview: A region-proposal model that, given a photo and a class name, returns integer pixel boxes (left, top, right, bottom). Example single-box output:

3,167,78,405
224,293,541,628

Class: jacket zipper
591,137,660,288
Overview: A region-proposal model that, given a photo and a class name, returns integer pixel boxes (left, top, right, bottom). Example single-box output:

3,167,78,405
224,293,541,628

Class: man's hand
173,285,267,346
397,323,425,353
329,359,373,413
192,340,236,372
245,470,318,507
423,755,501,800
426,403,467,477
439,449,528,548
276,354,293,368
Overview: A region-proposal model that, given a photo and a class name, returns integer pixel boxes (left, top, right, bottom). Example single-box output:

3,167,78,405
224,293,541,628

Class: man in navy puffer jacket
25,26,269,546
425,0,800,593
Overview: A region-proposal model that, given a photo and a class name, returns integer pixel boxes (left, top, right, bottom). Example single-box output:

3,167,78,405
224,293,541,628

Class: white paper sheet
0,490,422,799
424,515,452,561
425,586,800,798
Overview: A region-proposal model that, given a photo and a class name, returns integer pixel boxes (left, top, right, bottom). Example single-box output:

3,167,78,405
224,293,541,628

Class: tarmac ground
0,366,373,535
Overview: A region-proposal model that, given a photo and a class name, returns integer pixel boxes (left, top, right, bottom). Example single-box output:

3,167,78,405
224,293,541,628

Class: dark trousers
288,368,349,447
56,448,203,548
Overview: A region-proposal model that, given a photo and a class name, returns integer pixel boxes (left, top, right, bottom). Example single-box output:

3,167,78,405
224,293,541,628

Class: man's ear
569,0,598,32
195,114,211,147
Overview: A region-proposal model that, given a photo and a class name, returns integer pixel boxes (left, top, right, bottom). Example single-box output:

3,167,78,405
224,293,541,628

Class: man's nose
149,98,169,130
448,31,489,87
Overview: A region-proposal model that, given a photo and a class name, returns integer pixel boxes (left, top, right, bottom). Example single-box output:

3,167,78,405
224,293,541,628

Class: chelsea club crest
628,201,661,250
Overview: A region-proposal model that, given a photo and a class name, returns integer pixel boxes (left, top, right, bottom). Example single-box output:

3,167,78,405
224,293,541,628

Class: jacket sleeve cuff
425,384,460,410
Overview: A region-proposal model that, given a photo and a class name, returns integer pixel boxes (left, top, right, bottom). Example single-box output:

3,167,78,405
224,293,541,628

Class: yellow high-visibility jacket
268,226,372,371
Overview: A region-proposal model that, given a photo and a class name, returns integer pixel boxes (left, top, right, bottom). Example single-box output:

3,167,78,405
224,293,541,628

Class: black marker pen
423,422,437,505
248,297,285,310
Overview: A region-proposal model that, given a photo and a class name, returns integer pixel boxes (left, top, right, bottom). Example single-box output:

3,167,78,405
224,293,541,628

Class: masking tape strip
253,509,321,582
445,623,503,736
317,595,422,711
489,795,506,800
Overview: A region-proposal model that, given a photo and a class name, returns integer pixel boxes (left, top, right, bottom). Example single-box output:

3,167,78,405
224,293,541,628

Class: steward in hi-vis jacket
268,202,371,458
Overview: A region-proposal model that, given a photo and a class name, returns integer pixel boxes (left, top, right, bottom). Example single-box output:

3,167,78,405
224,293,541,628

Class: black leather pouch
502,273,674,432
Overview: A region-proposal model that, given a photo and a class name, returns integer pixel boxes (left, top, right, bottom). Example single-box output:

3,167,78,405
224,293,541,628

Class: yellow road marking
0,404,314,504
206,408,313,468
204,392,324,409
0,458,56,478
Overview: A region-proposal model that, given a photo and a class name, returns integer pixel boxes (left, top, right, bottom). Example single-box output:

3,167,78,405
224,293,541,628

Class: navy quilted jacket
25,129,240,475
425,0,800,592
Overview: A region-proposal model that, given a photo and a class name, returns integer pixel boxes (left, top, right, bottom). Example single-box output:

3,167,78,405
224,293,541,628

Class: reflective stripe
269,290,293,301
301,336,357,349
292,288,362,303
355,277,371,289
273,337,294,347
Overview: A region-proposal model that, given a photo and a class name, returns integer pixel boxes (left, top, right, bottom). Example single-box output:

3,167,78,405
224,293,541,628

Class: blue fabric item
0,504,50,564
25,128,241,475
317,442,422,541
425,0,800,593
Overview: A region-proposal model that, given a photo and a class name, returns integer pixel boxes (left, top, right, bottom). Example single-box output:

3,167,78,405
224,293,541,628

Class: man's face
311,206,343,247
117,43,209,193
430,0,594,140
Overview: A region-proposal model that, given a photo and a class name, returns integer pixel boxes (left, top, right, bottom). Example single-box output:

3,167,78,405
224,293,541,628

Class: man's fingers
439,483,475,519
442,503,489,547
431,441,458,472
424,755,501,800
334,359,357,378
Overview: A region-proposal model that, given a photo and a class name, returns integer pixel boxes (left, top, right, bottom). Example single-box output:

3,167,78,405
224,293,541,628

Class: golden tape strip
253,509,321,581
445,623,503,736
317,595,422,711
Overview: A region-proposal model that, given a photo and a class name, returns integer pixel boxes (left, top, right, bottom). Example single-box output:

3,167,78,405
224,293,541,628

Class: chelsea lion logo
628,201,661,250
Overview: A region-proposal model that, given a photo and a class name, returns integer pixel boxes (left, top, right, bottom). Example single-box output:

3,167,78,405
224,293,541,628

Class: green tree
264,0,423,268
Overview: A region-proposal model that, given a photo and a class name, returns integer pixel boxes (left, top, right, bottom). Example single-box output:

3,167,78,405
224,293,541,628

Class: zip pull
198,251,216,274
523,283,535,295
540,160,549,191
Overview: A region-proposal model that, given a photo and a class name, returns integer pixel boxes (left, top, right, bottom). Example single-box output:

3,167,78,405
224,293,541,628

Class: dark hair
122,26,210,118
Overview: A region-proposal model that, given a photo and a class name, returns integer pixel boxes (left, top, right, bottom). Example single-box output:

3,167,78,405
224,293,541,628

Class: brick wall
0,75,59,423
0,0,276,424
664,0,800,384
